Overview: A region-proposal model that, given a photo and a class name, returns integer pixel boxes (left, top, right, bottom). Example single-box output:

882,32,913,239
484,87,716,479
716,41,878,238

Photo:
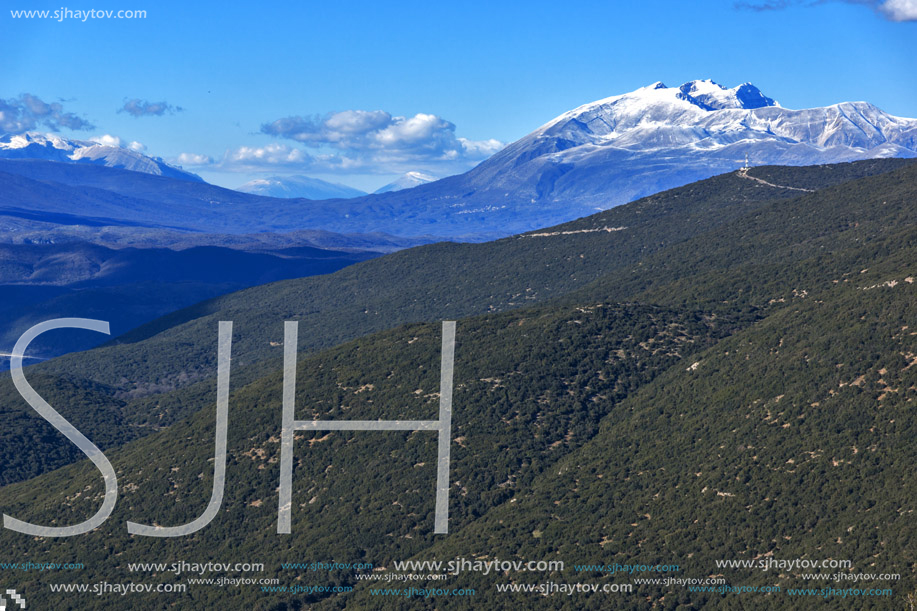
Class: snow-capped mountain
457,79,917,211
236,175,366,199
374,171,437,193
0,132,202,182
529,79,914,152
1,81,915,240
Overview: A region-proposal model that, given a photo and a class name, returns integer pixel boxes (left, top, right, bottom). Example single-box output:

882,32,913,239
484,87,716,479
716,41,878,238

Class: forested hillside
0,159,915,609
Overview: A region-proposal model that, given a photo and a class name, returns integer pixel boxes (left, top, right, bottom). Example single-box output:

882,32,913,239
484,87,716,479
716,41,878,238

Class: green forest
1,159,915,610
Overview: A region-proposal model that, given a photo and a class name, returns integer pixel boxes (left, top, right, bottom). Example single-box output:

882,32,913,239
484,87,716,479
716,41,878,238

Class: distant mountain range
0,241,379,366
0,132,202,182
234,172,437,199
0,159,431,238
1,80,915,240
236,175,367,199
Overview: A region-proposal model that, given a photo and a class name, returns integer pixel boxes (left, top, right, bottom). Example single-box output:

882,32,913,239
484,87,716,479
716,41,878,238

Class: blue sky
2,0,915,190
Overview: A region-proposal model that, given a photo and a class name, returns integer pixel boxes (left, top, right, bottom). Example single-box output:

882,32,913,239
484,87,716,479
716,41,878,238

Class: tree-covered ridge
0,159,915,609
397,269,916,610
0,160,910,487
0,302,727,610
26,159,914,389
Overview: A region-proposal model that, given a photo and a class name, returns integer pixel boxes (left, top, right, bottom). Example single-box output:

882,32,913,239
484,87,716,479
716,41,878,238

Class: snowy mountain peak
461,79,917,218
678,79,778,110
0,131,75,151
530,79,833,150
732,82,779,109
0,132,202,182
374,171,437,194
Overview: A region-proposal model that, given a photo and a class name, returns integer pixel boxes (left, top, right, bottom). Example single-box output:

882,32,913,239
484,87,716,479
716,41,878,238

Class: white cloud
190,109,506,175
226,143,311,167
324,110,392,138
206,135,506,175
253,109,506,177
89,134,148,153
176,152,215,166
458,137,506,158
372,113,450,149
89,134,123,147
260,109,505,167
878,0,917,20
737,0,917,20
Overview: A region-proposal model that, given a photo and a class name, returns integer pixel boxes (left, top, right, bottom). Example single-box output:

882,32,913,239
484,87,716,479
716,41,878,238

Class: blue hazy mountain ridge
0,81,917,240
2,80,915,240
236,175,367,199
0,160,468,238
0,242,377,365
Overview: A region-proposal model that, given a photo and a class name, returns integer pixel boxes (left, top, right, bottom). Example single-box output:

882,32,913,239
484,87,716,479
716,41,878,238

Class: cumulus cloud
119,98,182,117
89,134,122,147
172,145,312,172
736,0,917,20
878,0,917,20
224,143,312,169
89,134,147,152
176,152,215,166
259,109,504,171
0,93,94,133
458,137,506,158
182,109,503,175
